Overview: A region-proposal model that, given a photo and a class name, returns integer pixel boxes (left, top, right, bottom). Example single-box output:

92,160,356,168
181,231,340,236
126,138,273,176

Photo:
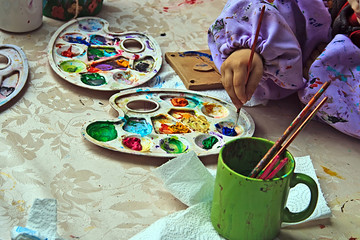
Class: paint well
86,121,118,142
59,60,86,73
81,73,106,86
160,136,188,154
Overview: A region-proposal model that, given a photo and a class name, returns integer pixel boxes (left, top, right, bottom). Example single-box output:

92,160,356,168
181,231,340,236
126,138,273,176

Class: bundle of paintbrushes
249,81,330,179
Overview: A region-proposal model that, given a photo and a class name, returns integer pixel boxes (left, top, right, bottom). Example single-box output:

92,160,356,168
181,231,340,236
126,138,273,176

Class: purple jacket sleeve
208,0,332,100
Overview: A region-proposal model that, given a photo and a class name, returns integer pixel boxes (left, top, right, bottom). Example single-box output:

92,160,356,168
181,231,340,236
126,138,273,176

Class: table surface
1,1,359,239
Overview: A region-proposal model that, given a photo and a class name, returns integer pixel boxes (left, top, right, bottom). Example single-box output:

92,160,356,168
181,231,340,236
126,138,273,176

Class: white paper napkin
130,151,331,240
11,198,64,240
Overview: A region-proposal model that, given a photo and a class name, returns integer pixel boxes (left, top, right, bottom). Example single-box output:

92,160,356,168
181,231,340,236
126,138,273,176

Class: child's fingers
221,69,243,109
233,67,248,104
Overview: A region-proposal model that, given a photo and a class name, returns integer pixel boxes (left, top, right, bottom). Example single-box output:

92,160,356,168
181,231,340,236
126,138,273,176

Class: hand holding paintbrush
230,6,265,125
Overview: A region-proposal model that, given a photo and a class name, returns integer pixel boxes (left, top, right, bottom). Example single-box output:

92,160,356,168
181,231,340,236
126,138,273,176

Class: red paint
87,66,101,73
122,137,142,151
286,65,292,69
61,46,77,58
319,224,325,229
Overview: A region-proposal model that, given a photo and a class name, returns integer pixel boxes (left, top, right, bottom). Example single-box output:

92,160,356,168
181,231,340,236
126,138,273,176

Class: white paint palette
48,17,162,91
81,88,255,157
0,44,29,107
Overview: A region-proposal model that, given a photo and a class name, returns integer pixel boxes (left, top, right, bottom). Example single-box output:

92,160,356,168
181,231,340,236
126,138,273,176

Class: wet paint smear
181,51,213,61
86,121,118,142
59,60,87,73
87,46,117,61
202,136,218,149
171,97,188,107
122,118,152,137
321,166,345,179
160,137,187,154
81,73,106,86
215,123,237,136
122,137,142,151
61,45,78,57
160,122,191,134
134,62,149,72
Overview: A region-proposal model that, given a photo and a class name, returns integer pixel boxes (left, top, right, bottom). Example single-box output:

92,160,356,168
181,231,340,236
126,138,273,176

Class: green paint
86,121,118,142
160,137,187,154
59,60,86,73
87,47,116,60
81,73,106,86
202,136,218,149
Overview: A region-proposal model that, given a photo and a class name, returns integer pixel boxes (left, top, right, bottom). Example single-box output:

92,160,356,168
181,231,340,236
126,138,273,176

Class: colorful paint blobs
160,137,188,154
122,118,152,137
171,97,188,107
60,45,78,58
134,57,154,73
202,136,219,149
122,137,142,151
78,19,103,32
60,60,86,73
86,121,118,142
169,109,210,133
202,102,229,118
152,114,191,134
215,123,237,136
89,34,119,46
113,70,140,85
87,46,117,61
81,73,106,86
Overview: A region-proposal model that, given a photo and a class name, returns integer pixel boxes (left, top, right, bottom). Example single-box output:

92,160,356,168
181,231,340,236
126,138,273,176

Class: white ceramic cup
0,0,43,33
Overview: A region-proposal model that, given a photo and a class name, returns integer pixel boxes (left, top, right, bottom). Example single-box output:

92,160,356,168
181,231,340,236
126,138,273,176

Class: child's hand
348,0,360,24
220,49,263,109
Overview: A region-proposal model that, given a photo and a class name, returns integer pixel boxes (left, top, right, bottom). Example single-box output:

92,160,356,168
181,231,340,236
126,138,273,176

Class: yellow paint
84,226,96,231
321,166,345,179
0,172,16,191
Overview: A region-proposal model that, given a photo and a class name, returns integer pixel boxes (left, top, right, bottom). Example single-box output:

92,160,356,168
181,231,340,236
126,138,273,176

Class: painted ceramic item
0,45,29,107
81,88,255,157
48,17,162,91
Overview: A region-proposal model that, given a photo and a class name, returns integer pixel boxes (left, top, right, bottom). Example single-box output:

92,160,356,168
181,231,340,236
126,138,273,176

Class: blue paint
181,51,213,61
122,117,152,137
326,66,348,82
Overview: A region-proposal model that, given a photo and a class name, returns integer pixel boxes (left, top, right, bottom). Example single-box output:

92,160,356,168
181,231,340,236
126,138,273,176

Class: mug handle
283,173,318,223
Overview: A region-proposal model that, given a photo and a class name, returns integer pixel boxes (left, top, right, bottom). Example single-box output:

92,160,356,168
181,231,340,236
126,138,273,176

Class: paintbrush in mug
256,96,328,179
264,157,289,180
249,81,330,178
236,5,265,126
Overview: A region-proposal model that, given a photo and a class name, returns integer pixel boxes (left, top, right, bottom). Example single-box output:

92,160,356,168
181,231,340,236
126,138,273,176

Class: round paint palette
0,44,29,107
48,17,162,91
81,88,255,157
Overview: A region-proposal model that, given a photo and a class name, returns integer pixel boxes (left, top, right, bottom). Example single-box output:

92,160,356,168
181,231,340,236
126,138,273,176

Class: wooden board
165,50,223,90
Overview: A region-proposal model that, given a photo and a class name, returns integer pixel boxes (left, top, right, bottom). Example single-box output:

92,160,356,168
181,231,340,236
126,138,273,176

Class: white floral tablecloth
1,1,359,240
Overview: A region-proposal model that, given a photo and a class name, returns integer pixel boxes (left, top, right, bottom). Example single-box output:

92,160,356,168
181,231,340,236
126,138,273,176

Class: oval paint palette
48,17,162,91
81,88,255,157
0,44,29,107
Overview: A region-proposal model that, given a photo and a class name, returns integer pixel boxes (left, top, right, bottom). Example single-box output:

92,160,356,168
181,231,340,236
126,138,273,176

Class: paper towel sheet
130,151,331,240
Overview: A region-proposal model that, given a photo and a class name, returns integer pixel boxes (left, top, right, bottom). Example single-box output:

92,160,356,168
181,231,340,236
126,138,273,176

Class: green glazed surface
211,137,318,240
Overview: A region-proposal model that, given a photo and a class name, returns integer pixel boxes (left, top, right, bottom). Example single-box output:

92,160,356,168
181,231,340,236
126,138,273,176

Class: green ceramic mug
211,137,318,240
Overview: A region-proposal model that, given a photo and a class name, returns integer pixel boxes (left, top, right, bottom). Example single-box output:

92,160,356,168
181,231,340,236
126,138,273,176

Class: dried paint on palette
82,89,255,157
49,18,162,90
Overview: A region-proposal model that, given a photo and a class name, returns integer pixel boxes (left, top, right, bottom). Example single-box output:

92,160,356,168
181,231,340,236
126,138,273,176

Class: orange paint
321,166,345,179
171,97,188,107
116,59,129,68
